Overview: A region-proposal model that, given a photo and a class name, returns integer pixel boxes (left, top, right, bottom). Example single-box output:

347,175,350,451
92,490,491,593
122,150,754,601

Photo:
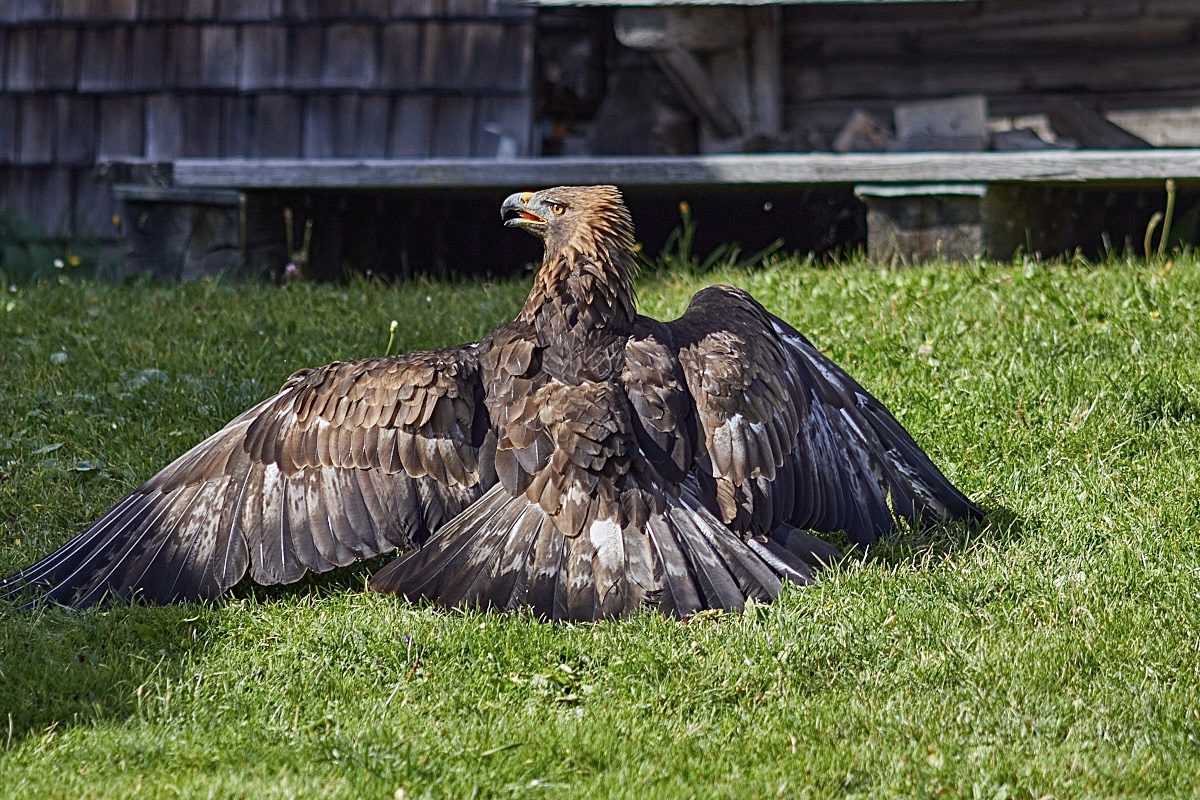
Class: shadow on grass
0,558,388,747
224,559,382,605
0,505,1025,747
0,600,214,744
856,503,1030,569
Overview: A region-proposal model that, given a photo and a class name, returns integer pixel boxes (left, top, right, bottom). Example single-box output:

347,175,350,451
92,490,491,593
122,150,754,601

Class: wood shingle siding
0,1,535,236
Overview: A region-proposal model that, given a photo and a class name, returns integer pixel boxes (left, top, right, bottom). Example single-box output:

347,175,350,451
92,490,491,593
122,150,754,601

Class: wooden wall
548,1,1200,155
781,0,1200,150
0,0,535,237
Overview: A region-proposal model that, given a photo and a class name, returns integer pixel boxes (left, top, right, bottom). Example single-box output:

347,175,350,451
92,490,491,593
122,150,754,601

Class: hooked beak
501,191,547,230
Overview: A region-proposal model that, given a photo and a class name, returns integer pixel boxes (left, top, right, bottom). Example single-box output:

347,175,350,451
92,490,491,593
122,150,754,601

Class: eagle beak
501,191,547,229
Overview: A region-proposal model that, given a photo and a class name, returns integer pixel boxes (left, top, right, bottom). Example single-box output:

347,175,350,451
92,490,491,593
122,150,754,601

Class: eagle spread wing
670,284,978,544
3,185,980,620
1,347,491,607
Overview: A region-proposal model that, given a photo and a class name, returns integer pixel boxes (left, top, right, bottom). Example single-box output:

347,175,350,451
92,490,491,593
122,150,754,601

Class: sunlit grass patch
3,254,1200,798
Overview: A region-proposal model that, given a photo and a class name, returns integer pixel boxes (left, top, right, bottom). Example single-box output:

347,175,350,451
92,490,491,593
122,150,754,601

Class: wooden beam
652,47,744,140
519,1,972,5
747,5,783,138
145,150,1200,190
1045,97,1153,149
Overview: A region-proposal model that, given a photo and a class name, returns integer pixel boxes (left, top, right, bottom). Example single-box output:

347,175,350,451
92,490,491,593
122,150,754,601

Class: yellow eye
549,203,565,215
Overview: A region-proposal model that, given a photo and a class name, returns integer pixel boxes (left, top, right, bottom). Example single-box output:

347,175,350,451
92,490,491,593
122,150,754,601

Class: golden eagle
2,186,980,621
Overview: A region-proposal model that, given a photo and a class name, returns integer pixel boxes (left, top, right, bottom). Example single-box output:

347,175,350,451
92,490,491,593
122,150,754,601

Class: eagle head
501,185,634,256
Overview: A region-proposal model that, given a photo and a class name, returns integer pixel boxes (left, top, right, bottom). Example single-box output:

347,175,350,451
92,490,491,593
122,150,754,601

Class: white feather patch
589,517,625,601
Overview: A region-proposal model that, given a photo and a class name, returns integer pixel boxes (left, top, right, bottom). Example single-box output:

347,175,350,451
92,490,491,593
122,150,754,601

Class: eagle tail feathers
368,485,813,621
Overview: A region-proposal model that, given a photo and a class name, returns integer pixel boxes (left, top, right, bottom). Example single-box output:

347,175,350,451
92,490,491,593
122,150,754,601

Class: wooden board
145,95,185,159
251,94,303,157
161,150,1200,189
18,97,55,165
198,25,239,88
78,27,130,92
130,25,169,91
522,1,973,5
239,25,288,90
321,24,380,88
97,97,145,158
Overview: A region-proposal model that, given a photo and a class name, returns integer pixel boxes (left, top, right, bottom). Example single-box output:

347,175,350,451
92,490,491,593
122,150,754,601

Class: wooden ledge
148,151,1200,190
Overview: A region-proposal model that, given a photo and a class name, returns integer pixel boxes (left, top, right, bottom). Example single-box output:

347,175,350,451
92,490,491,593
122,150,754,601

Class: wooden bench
100,149,1200,275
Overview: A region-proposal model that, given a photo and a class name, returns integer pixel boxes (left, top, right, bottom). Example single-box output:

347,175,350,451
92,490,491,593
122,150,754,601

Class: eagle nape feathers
1,185,981,622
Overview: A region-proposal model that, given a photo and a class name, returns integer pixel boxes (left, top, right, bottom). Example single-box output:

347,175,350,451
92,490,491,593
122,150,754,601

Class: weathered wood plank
388,95,435,156
431,97,476,156
162,150,1200,189
78,26,131,92
146,94,185,159
379,22,422,90
473,96,532,157
352,0,394,17
239,25,288,90
17,97,55,165
168,25,203,87
42,28,80,90
322,24,379,88
391,0,445,16
181,96,223,155
252,94,303,157
1108,107,1200,148
186,0,217,19
141,0,185,20
788,48,1200,104
282,0,324,20
748,5,782,138
217,0,282,20
420,21,451,87
302,95,337,158
0,98,18,164
130,25,169,91
97,97,145,158
55,96,97,164
288,25,325,89
462,22,512,90
59,0,138,21
3,167,74,235
2,0,57,23
4,29,41,92
358,95,392,157
1045,97,1152,149
324,95,364,157
73,168,119,238
220,96,255,156
199,25,239,88
522,0,978,4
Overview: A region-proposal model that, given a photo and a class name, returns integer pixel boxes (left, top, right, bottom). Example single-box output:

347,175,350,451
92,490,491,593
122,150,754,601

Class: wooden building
0,0,536,277
2,0,1199,276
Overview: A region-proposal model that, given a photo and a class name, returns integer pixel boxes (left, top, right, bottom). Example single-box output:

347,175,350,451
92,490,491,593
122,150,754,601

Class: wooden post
856,183,987,264
747,5,783,140
113,185,282,280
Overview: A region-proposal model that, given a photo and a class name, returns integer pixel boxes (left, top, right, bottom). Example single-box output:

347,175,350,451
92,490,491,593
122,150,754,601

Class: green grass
3,254,1200,798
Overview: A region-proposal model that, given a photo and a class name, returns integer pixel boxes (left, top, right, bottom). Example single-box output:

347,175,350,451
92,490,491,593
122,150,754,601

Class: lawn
2,253,1199,798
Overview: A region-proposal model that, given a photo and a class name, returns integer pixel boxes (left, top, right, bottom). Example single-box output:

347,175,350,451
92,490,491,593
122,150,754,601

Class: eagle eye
549,203,566,216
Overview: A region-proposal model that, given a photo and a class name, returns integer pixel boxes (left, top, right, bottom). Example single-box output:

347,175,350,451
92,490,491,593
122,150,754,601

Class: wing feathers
668,284,980,545
368,484,791,622
5,196,980,624
4,345,494,608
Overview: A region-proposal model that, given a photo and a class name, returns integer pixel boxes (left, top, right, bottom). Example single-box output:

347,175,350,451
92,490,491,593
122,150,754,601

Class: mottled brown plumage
2,185,981,620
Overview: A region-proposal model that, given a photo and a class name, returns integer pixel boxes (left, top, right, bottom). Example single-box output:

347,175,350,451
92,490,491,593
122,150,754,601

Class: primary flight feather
2,185,981,620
